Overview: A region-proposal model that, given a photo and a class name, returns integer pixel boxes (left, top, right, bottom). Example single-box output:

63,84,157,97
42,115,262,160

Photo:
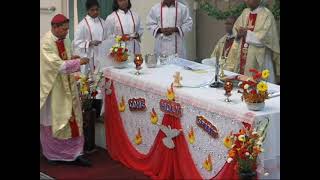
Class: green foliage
198,0,280,20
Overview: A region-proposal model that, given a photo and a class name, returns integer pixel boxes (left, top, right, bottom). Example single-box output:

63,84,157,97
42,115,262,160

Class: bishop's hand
236,27,247,39
80,57,90,65
158,28,173,36
71,55,80,59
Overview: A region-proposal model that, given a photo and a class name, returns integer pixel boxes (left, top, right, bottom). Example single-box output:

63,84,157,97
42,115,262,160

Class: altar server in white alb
104,0,144,55
73,0,106,74
73,0,106,117
146,0,193,59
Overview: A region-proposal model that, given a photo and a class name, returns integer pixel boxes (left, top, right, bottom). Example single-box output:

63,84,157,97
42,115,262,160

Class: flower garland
197,0,280,20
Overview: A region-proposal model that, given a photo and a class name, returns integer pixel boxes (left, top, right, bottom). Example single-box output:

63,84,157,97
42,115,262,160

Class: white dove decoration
156,124,181,149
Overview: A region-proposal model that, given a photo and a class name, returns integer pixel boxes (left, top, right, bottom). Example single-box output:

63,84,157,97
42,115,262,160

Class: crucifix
173,72,182,87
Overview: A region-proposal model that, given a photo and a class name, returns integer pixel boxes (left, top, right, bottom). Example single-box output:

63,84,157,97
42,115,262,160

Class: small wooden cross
173,72,182,87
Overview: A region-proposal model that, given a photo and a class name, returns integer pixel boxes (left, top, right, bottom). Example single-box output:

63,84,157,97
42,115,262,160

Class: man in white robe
74,0,106,116
146,0,193,59
74,0,105,75
104,0,144,60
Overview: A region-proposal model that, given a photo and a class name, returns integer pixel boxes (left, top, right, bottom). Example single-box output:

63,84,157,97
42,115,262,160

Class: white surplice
73,15,106,75
146,1,192,59
104,9,144,56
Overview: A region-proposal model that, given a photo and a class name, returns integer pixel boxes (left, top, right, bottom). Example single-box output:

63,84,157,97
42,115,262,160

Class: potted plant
238,69,270,111
223,119,269,180
77,72,104,152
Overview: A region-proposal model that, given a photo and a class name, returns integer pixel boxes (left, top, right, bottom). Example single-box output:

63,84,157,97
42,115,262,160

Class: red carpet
40,147,150,180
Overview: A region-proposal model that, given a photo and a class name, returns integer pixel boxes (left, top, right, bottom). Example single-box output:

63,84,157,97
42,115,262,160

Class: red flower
121,35,130,41
91,91,98,97
234,140,242,148
247,80,256,86
239,148,248,159
253,72,262,80
249,68,259,74
242,122,251,130
250,89,257,94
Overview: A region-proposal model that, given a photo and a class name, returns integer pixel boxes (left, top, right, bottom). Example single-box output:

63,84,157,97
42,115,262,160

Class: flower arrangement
238,69,270,103
109,35,130,63
77,72,104,112
223,120,269,178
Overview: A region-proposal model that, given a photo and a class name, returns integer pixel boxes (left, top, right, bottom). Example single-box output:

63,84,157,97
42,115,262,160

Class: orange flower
228,150,236,158
239,129,246,135
253,146,261,154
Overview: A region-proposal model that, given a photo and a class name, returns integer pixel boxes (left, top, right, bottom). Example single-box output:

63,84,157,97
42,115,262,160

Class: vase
83,109,96,152
113,60,128,69
239,171,257,180
245,101,265,111
91,99,102,121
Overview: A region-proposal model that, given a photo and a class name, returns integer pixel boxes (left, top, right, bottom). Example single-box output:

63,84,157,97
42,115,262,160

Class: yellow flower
238,135,246,142
262,70,270,79
115,36,122,43
257,81,268,92
223,136,233,149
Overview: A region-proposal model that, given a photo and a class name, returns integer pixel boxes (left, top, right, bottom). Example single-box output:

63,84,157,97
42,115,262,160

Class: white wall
131,0,197,61
40,0,68,42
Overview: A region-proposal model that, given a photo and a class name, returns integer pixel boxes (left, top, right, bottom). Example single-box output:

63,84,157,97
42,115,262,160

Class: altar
102,59,280,179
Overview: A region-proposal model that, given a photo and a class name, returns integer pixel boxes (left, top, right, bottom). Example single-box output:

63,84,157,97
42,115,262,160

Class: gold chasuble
40,31,83,139
227,7,280,79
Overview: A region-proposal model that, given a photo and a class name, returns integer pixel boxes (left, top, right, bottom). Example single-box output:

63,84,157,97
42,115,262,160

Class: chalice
224,80,233,102
134,54,143,75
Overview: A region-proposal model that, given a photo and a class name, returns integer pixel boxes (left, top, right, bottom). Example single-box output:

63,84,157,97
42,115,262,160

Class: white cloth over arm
246,31,276,83
246,30,263,47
